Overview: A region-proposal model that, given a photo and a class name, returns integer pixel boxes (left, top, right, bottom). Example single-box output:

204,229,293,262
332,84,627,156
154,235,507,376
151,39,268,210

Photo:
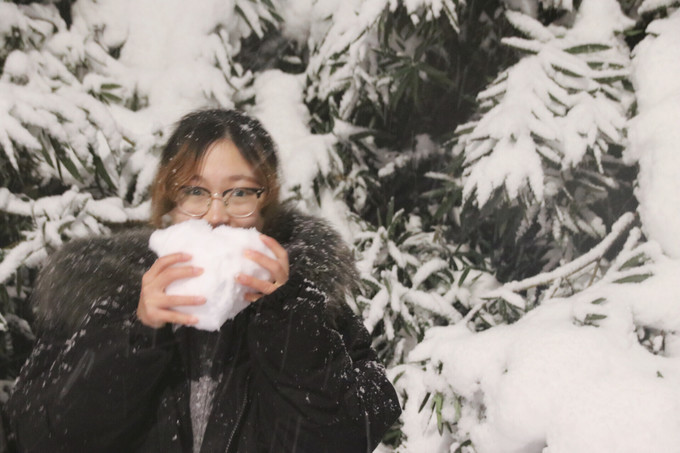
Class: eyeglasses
175,186,265,218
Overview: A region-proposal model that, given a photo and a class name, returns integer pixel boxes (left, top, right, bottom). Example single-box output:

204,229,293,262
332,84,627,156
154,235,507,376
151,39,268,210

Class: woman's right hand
137,253,206,328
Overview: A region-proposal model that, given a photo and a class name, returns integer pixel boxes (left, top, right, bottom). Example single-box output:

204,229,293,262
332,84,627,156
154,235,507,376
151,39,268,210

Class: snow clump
149,219,274,330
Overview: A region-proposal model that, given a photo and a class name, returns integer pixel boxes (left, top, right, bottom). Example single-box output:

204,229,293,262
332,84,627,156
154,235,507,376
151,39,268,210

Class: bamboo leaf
101,92,123,104
418,392,431,413
433,392,444,434
564,43,610,54
49,137,83,183
458,267,471,287
619,253,646,270
93,154,115,189
613,274,652,284
584,313,607,326
551,64,584,78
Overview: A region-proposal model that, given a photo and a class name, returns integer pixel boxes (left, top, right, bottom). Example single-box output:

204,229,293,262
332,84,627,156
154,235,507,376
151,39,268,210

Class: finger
238,273,281,295
153,309,199,326
237,273,267,292
244,250,280,274
154,265,204,290
156,295,206,308
259,235,289,265
145,253,192,280
137,306,198,328
245,241,289,284
244,292,263,303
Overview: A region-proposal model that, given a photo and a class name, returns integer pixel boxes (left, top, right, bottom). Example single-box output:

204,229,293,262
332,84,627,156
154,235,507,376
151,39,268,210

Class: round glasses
175,186,265,218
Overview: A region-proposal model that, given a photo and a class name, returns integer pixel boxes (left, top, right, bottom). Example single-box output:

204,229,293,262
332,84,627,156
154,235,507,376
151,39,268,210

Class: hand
137,253,206,328
237,234,289,302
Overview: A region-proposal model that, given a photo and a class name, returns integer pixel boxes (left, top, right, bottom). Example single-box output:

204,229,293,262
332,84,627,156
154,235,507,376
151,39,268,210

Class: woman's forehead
192,141,262,184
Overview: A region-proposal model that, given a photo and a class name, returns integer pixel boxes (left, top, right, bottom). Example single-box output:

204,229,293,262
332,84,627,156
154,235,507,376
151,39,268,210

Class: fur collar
31,205,358,336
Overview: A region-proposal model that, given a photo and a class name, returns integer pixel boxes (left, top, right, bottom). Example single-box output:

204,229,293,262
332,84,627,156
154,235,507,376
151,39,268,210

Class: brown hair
150,109,281,227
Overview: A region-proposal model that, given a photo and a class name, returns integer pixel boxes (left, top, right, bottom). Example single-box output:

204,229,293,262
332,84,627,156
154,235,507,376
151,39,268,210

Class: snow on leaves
0,187,142,285
305,0,463,121
457,1,633,211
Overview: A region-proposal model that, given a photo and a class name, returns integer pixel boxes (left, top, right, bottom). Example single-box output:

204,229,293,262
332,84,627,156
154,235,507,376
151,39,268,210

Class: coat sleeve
5,295,176,453
247,273,401,453
6,254,175,453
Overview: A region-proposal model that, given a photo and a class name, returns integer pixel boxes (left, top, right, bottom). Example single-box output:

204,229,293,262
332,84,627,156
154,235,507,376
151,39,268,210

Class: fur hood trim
31,205,358,336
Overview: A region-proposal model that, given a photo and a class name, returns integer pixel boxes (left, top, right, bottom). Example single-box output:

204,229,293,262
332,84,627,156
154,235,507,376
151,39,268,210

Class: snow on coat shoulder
149,219,274,331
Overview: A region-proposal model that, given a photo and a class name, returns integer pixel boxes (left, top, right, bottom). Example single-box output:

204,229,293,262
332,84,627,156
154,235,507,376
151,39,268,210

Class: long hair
150,109,281,227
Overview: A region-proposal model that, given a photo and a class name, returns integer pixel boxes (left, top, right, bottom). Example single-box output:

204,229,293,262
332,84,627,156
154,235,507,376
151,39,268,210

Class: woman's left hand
238,234,289,302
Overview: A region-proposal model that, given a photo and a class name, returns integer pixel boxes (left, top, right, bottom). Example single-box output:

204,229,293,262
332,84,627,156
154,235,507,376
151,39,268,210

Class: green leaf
391,69,413,110
453,395,462,422
593,75,626,84
39,145,54,167
419,64,456,88
418,392,431,413
93,154,115,189
458,267,471,287
591,297,606,305
386,198,395,226
564,43,610,54
433,392,445,434
434,190,457,220
49,137,83,183
624,29,645,38
619,253,646,270
234,5,257,37
101,92,123,104
442,3,459,31
58,154,83,183
584,313,607,326
613,273,652,284
551,64,584,78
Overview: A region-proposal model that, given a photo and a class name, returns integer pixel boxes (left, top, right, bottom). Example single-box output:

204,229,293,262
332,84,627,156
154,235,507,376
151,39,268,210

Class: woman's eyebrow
188,175,261,184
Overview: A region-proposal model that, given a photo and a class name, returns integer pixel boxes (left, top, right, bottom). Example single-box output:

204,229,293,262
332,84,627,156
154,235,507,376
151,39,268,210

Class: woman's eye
183,186,206,197
231,188,247,197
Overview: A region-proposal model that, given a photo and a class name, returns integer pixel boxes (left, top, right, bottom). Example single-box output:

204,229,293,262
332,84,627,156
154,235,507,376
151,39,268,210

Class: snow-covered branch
484,212,635,296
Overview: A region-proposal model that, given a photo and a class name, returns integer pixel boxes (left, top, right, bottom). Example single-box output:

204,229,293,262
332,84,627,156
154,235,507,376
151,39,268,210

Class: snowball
148,219,274,331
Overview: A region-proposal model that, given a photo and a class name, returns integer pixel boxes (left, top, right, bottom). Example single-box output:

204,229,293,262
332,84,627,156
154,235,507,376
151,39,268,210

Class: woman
5,109,401,452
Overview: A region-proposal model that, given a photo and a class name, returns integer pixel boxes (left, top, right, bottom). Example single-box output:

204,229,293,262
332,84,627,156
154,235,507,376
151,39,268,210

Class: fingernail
194,267,203,275
194,296,206,304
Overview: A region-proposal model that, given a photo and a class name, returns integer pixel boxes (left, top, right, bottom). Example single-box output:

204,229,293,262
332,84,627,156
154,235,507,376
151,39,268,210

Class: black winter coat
5,206,401,452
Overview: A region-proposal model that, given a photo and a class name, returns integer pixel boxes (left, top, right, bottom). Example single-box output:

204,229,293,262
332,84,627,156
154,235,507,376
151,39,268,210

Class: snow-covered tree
452,0,638,282
2,0,680,451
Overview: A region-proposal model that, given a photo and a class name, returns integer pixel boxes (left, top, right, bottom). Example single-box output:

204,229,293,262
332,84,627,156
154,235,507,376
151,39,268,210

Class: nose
205,197,231,227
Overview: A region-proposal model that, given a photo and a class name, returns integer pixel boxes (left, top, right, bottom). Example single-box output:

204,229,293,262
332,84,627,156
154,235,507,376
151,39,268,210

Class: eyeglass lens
176,187,262,217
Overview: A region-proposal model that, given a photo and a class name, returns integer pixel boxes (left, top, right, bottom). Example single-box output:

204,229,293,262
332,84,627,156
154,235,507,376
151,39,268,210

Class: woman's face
169,139,265,230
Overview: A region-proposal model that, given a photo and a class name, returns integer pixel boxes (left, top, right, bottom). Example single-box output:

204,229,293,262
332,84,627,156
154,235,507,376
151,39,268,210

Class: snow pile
252,69,334,200
627,8,680,258
71,0,264,126
149,220,274,331
398,255,680,453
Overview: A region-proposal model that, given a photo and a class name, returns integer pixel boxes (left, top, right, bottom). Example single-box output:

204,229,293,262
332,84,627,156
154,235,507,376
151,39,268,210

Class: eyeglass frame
174,186,266,218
